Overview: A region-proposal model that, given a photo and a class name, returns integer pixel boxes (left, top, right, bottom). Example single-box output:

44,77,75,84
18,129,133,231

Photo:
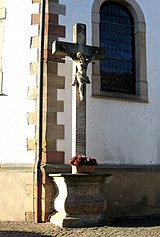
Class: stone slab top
49,173,112,183
49,173,111,177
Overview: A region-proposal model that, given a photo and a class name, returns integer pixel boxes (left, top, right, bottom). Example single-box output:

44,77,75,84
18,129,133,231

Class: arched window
92,0,148,102
100,2,135,93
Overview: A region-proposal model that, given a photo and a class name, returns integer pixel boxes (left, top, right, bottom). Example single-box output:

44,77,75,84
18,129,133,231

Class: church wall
0,164,34,221
0,0,68,222
102,166,160,219
0,0,37,163
58,0,160,165
1,0,160,223
44,164,160,221
0,0,38,221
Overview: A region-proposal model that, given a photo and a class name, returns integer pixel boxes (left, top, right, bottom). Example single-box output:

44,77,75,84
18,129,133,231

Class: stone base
49,173,111,228
50,213,111,228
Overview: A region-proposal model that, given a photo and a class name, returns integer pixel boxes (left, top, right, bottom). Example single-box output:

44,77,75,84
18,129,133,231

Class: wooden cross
52,23,105,157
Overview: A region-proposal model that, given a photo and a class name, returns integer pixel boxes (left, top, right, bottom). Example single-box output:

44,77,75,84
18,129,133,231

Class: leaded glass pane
100,3,132,26
100,2,135,93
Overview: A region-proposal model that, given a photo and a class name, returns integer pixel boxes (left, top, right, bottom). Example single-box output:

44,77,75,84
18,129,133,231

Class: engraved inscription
65,183,105,214
76,129,86,149
76,129,86,142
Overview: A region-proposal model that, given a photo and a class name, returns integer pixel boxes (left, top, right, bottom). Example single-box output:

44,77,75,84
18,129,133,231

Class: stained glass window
100,2,135,93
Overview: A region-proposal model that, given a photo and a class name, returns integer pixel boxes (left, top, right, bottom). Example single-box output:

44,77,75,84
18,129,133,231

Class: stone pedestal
49,173,111,228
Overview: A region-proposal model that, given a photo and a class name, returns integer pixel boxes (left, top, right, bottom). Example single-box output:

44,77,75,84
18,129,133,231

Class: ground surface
1,218,160,236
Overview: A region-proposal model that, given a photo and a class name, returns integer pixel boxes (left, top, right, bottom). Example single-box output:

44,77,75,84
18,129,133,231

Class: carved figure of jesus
62,45,98,100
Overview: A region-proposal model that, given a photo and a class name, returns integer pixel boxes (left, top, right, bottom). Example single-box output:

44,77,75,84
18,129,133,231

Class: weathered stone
29,62,38,75
27,87,38,100
44,24,65,38
49,173,111,227
44,100,64,113
0,8,6,19
42,151,64,164
27,0,67,223
42,139,57,151
31,13,40,25
32,0,40,3
27,139,36,151
27,112,37,125
45,13,58,25
45,2,66,16
44,61,58,74
45,124,65,140
52,23,104,156
44,35,57,49
43,49,64,62
47,74,65,89
30,36,39,48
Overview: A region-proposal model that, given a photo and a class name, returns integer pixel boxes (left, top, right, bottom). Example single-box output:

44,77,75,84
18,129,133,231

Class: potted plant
69,155,97,174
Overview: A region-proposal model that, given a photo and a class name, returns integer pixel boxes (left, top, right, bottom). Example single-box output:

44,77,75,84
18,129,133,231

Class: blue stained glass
100,22,132,60
100,3,133,26
100,2,135,93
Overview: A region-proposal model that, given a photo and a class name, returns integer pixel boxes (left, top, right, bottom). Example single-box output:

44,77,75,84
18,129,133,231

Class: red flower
69,155,97,166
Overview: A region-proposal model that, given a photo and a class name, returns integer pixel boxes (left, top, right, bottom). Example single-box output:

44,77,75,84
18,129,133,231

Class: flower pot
72,165,96,174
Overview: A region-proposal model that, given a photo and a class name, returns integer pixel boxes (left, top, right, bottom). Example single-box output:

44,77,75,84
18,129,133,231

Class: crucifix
52,23,105,157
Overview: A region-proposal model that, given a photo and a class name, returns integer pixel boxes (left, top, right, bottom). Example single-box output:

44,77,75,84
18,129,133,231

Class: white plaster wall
0,0,39,163
59,0,160,165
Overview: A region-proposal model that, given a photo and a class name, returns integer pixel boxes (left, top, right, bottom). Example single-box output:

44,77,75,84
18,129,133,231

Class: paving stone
0,219,160,237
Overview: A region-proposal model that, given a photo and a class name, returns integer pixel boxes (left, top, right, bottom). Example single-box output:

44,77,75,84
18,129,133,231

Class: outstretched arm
86,50,99,65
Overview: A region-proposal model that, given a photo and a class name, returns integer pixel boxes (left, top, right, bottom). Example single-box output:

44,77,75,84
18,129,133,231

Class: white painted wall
1,0,160,165
0,0,39,163
58,0,160,165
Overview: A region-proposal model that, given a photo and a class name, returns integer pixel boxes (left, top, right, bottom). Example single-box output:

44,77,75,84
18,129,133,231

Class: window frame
92,0,148,102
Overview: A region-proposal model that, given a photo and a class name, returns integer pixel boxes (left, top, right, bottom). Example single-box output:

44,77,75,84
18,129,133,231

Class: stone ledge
43,163,160,174
92,93,149,103
0,163,34,173
42,164,70,174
